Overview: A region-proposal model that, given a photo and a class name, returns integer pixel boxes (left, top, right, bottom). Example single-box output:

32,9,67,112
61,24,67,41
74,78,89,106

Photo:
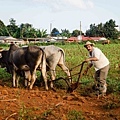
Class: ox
0,45,26,76
0,50,11,73
39,45,71,88
102,40,110,45
0,44,48,90
24,45,71,89
0,44,71,90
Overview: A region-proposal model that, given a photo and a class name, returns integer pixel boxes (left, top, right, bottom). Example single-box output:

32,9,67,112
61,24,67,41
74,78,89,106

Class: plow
50,61,92,93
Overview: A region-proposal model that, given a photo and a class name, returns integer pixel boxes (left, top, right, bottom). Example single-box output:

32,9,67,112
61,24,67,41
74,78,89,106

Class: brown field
0,84,120,120
0,43,120,120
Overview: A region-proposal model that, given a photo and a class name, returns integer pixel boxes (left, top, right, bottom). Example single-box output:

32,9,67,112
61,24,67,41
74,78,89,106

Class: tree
7,18,19,37
103,19,119,39
36,29,47,38
72,29,83,37
97,23,104,37
19,23,48,38
51,28,59,37
86,24,98,37
0,18,119,39
19,23,37,38
61,29,71,38
85,19,119,39
0,20,10,36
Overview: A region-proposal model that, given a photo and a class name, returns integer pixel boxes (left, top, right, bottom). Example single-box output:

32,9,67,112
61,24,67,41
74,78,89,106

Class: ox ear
21,65,30,71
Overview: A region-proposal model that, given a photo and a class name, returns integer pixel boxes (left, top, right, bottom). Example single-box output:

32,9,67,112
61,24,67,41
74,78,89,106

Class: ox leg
58,64,72,83
24,79,28,87
12,71,20,88
12,71,17,87
24,71,31,87
16,74,20,88
41,69,48,90
40,53,48,90
50,70,56,88
29,72,36,89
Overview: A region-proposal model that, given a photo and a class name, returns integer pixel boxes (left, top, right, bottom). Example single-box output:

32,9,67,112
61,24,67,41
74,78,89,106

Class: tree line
0,18,120,39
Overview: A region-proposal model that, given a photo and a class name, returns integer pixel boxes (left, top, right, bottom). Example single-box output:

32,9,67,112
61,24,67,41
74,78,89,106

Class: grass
0,42,120,94
103,95,120,109
58,43,120,95
0,42,120,119
67,110,85,120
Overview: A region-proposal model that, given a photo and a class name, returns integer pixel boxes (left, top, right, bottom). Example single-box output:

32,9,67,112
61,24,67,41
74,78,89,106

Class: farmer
84,41,110,97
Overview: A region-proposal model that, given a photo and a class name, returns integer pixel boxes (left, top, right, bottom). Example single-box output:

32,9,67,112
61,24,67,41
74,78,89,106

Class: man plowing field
84,41,110,98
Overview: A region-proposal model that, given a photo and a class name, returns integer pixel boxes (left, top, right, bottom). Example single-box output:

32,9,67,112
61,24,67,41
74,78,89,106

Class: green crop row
0,42,120,94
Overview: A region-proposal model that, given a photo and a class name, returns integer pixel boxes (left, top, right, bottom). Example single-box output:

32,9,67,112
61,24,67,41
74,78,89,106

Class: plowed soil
0,84,120,120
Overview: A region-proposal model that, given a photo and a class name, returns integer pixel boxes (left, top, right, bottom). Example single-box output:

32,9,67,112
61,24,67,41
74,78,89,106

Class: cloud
86,0,94,8
33,0,94,11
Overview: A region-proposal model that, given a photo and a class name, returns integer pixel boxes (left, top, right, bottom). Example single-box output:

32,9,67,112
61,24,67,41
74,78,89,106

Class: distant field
59,43,120,93
0,42,120,94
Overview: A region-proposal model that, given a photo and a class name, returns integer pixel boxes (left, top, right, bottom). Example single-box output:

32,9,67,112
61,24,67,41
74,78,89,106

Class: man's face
85,45,93,52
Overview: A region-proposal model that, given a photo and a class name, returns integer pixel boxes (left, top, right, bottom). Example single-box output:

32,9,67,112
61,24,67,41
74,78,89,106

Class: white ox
39,45,71,88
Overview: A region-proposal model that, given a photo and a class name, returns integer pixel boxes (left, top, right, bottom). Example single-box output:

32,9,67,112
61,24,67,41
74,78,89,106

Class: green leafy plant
67,110,85,120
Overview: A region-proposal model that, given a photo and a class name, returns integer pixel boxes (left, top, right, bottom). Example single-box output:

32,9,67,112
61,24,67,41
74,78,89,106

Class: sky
0,0,120,34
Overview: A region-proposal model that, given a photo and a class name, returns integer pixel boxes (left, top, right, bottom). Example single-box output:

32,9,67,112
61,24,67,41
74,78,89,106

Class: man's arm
82,63,93,76
85,57,98,62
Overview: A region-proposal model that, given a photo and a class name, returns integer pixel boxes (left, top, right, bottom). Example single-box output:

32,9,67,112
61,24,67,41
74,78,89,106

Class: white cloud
33,0,94,11
87,0,94,8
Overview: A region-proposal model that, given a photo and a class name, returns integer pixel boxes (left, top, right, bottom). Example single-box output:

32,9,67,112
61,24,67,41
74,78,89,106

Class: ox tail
39,48,48,90
39,48,46,70
58,48,66,64
58,48,72,84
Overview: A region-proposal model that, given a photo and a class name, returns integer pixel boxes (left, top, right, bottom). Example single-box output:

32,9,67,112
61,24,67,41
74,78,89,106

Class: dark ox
0,44,48,90
40,45,71,88
0,44,71,90
0,50,10,72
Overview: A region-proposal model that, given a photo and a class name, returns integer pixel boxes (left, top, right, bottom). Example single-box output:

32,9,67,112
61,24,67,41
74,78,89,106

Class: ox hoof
45,86,49,91
29,86,33,90
12,86,18,88
67,87,73,93
25,86,30,90
51,88,56,92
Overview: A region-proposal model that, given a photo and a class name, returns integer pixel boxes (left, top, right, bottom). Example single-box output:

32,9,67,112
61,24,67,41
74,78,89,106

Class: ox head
0,50,13,73
0,49,6,65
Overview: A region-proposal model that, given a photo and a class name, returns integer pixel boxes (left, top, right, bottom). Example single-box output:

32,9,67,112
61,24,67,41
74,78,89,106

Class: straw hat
84,41,95,48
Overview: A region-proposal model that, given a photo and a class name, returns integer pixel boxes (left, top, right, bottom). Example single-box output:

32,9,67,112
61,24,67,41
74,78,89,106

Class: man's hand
82,63,93,75
85,58,90,62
